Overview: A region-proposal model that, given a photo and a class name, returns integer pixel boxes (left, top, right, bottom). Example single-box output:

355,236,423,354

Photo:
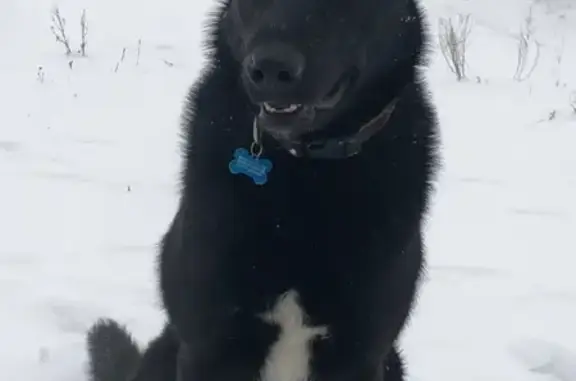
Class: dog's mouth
260,73,351,116
262,102,304,115
257,73,353,140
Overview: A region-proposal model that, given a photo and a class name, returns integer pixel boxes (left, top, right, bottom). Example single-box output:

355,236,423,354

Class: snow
0,0,575,380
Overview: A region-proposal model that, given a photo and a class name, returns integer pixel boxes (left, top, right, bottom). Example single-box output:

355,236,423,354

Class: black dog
86,0,440,379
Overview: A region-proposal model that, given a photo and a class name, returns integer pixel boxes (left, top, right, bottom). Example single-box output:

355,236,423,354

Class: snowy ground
0,0,575,380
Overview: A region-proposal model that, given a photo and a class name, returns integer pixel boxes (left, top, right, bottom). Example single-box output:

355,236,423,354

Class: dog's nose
244,45,305,93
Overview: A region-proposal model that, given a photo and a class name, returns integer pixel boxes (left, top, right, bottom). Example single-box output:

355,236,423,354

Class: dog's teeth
284,104,299,112
263,103,301,114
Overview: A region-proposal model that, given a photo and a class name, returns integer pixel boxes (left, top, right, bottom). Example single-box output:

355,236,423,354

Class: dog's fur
86,0,440,380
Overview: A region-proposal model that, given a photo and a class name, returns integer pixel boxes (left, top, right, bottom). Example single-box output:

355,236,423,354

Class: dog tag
228,148,273,185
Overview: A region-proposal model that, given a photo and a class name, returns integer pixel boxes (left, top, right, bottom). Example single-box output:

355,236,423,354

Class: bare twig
438,14,472,81
114,47,128,72
136,39,142,66
50,7,72,55
513,6,541,82
37,66,45,83
79,9,88,56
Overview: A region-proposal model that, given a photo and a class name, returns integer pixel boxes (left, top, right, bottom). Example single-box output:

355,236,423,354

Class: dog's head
222,0,423,143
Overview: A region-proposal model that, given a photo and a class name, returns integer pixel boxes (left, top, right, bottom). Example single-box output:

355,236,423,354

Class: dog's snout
244,44,305,93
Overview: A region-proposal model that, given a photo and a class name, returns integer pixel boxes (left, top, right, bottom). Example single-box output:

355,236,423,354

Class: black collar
263,96,401,160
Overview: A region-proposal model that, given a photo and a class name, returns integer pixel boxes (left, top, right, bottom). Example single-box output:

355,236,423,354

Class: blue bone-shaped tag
228,148,273,185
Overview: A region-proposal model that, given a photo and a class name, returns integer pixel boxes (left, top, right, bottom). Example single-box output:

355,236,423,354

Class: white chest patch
258,289,329,381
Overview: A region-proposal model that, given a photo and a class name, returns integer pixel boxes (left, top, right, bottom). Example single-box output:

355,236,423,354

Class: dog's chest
227,161,388,288
238,161,384,227
242,180,383,252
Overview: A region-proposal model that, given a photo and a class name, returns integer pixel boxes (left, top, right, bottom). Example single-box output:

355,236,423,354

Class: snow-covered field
0,0,575,380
